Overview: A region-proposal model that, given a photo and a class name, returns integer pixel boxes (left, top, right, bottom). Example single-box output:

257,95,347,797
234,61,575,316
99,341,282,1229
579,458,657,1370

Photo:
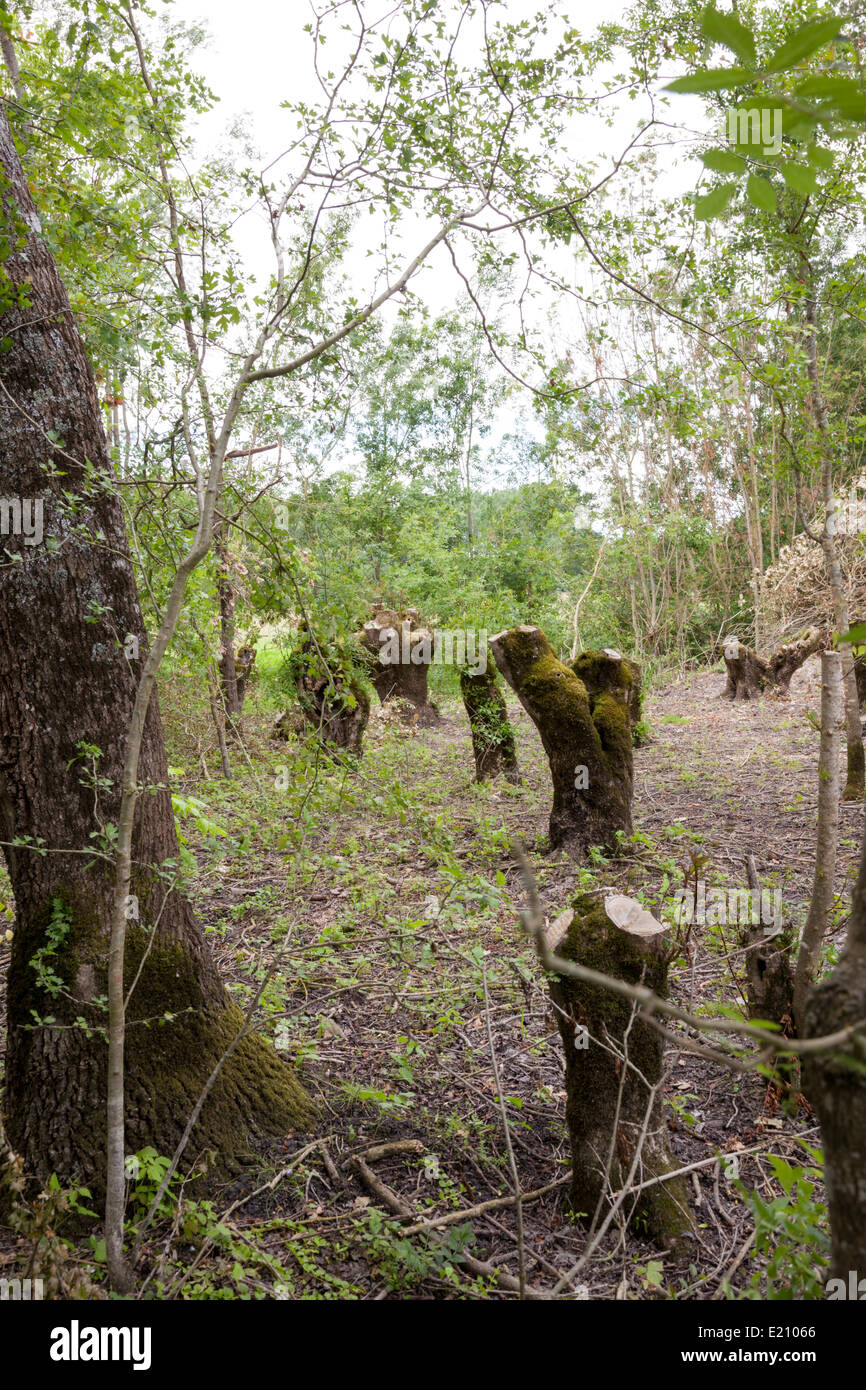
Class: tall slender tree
0,102,311,1201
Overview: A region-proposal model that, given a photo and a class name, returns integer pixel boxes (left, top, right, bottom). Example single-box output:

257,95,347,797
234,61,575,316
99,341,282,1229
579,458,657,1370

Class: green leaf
766,17,843,73
837,623,866,646
701,147,747,173
665,68,754,94
746,173,776,212
700,7,756,65
694,182,737,219
795,75,864,101
781,161,818,195
806,145,835,170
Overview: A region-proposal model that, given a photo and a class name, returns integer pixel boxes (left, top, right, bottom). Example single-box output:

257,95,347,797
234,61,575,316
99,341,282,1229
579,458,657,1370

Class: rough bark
459,668,519,784
215,528,241,725
793,652,843,1035
549,895,694,1251
571,648,644,746
721,627,824,700
739,852,796,1105
359,609,439,726
805,292,864,799
0,103,311,1194
286,631,369,756
234,644,256,708
489,626,633,854
802,696,866,1274
803,895,866,1275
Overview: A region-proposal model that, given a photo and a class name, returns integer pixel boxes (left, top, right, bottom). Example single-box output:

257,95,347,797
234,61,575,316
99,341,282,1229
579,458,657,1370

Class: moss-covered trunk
571,648,644,745
0,102,311,1195
549,896,694,1251
490,626,633,854
459,668,519,783
292,631,370,756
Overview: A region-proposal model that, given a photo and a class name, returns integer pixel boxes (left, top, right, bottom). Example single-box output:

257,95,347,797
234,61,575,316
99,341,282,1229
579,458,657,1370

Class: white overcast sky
161,0,711,487
175,0,642,158
168,0,709,317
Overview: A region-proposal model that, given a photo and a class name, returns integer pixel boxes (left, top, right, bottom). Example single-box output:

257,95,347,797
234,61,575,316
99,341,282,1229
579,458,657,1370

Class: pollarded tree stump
284,630,370,757
459,667,519,784
490,625,632,854
571,648,644,746
722,627,824,700
742,857,794,1035
549,894,695,1251
359,608,440,726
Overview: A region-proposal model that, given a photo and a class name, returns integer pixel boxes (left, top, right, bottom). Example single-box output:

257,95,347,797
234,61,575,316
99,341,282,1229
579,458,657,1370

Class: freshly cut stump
549,894,694,1252
490,625,632,854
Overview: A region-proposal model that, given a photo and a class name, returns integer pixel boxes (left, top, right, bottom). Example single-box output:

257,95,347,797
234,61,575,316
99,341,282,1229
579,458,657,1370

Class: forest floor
0,654,858,1300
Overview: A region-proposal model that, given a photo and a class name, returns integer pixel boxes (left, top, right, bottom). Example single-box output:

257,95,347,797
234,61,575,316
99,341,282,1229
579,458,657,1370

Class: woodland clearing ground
0,652,854,1298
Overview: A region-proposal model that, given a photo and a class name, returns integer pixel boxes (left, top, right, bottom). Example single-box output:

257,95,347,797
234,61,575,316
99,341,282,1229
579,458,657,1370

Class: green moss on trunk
571,650,644,745
5,893,313,1199
490,626,633,854
459,668,519,783
549,894,694,1252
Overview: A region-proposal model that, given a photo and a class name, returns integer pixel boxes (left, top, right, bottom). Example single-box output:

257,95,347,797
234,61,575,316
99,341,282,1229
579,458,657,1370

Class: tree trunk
489,626,633,854
0,104,311,1193
234,644,256,708
805,292,864,799
459,669,519,784
742,857,795,1036
571,648,644,745
215,526,241,728
288,632,369,756
359,609,439,726
549,895,694,1251
803,841,866,1276
793,651,843,1034
721,628,823,700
